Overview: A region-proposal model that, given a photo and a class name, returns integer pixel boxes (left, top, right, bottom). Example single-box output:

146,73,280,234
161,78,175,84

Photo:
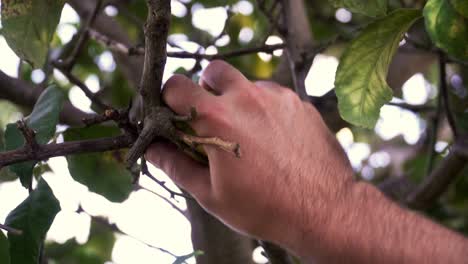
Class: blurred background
0,0,467,263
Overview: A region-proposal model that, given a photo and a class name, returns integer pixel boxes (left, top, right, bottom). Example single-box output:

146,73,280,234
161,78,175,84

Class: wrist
283,181,384,262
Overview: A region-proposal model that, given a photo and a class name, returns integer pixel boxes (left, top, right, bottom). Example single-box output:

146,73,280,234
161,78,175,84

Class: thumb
145,142,211,200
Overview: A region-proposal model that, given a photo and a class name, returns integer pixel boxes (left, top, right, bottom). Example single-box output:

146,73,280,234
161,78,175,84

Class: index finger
200,60,251,95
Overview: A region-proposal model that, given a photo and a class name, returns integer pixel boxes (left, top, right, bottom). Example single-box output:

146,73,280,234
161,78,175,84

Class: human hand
145,60,356,256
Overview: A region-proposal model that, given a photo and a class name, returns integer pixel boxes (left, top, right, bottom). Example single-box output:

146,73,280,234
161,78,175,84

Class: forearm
290,182,468,263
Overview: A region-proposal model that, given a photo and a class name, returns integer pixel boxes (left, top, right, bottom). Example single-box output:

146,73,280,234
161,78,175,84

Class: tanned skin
146,60,468,263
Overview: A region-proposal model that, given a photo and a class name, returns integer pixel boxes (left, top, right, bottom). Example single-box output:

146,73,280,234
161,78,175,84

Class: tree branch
78,206,187,261
68,0,144,88
53,63,112,111
137,184,188,220
386,102,435,112
0,135,133,168
438,52,459,138
140,158,190,200
58,0,104,70
379,135,468,208
0,223,22,235
88,29,285,60
278,0,314,101
0,70,93,126
406,138,468,209
140,0,171,114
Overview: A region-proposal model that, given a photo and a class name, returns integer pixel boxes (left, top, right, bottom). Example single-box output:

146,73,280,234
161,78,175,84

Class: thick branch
140,0,171,114
0,135,133,168
279,0,314,101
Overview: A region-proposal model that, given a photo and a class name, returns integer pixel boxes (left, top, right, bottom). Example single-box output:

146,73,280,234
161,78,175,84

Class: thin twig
169,43,285,60
140,158,191,200
425,83,443,175
137,184,188,220
88,29,145,55
446,57,468,66
0,223,23,235
53,63,112,111
59,0,104,70
89,29,286,60
439,52,459,138
78,207,188,261
386,102,435,112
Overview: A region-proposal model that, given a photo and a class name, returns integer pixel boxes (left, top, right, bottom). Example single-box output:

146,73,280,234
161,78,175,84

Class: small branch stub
17,120,39,156
179,132,241,158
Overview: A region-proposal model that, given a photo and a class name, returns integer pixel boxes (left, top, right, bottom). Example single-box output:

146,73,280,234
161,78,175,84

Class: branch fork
125,106,241,168
17,120,39,158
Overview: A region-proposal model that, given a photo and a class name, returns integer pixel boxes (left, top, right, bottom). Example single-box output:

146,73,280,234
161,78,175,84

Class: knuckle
235,85,264,105
280,88,300,103
198,101,231,128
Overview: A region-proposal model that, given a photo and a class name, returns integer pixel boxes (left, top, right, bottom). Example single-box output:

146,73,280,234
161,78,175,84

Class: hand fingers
145,142,211,201
200,60,251,95
163,74,215,116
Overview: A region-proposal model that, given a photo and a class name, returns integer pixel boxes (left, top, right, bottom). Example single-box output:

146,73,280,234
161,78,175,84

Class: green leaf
46,220,115,264
450,0,468,18
330,0,387,17
64,126,133,203
0,231,10,264
1,0,65,68
0,129,17,183
424,0,468,60
4,86,64,188
5,178,61,264
334,9,421,128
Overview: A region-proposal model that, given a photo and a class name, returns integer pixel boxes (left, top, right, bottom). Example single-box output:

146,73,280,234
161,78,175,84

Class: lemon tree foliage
330,0,387,17
4,86,64,188
64,126,133,203
1,0,66,68
334,9,421,128
5,179,60,264
424,0,468,61
450,0,468,18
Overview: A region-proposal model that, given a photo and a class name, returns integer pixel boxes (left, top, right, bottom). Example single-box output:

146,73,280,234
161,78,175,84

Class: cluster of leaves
334,0,467,128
